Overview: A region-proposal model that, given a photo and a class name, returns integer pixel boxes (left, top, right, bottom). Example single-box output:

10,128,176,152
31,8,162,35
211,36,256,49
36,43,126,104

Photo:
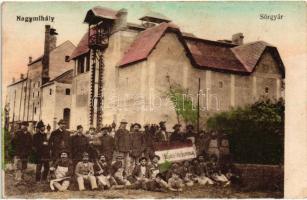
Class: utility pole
197,78,201,134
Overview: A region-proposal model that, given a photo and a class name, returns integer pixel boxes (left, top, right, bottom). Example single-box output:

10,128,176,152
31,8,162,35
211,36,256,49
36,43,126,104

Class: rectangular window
77,56,85,74
49,89,52,95
65,88,71,95
86,53,90,72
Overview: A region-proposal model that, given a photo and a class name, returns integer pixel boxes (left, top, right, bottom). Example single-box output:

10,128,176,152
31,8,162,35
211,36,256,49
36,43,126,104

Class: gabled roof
118,22,285,77
70,29,93,60
42,69,73,87
118,22,179,67
139,11,171,23
84,6,118,24
7,78,28,87
28,40,75,66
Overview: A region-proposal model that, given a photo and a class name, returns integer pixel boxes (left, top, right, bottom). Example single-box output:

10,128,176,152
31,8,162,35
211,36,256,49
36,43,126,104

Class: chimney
20,73,24,80
232,33,244,45
42,25,57,84
28,56,32,64
12,77,15,83
114,8,128,31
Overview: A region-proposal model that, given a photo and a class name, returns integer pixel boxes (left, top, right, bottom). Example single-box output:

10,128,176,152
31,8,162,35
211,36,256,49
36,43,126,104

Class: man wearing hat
130,123,146,171
114,119,132,175
49,119,71,162
71,125,89,166
155,121,167,142
170,124,186,143
98,126,115,167
11,121,32,184
33,120,50,182
75,152,98,191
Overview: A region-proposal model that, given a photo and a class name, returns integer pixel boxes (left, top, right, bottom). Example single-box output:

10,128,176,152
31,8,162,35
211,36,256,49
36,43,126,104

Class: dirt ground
3,166,283,199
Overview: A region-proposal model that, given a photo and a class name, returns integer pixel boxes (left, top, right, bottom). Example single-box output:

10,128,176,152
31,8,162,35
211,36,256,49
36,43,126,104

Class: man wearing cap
114,119,132,175
49,119,71,162
75,152,98,191
170,124,186,143
71,125,89,167
155,121,168,142
11,121,32,184
33,120,50,182
130,123,146,171
98,127,115,167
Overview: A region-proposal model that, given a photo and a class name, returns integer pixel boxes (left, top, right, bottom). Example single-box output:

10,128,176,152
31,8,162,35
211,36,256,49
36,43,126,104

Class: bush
207,98,284,165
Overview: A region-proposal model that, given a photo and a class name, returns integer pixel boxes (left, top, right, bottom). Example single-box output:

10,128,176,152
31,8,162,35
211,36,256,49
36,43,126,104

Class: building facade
6,25,75,131
69,7,285,130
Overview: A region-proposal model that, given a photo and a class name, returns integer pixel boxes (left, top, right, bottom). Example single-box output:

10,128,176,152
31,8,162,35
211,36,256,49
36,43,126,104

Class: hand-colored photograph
1,1,306,199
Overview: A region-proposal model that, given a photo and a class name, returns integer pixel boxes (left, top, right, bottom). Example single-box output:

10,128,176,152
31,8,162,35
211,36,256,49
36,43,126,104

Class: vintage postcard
1,1,306,198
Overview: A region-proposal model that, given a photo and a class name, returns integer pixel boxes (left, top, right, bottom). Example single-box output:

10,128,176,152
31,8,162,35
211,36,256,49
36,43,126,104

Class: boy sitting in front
75,152,98,191
111,155,131,187
143,173,170,192
208,155,229,186
179,160,194,186
129,157,151,188
94,154,114,190
168,171,185,192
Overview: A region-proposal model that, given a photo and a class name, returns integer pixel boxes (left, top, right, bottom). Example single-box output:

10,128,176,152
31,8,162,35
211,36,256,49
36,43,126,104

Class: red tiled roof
118,23,284,75
231,41,272,72
70,29,93,60
185,38,247,73
118,22,179,67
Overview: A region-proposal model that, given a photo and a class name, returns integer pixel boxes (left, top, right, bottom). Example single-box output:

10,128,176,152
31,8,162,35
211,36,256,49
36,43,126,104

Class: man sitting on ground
75,152,98,191
49,151,73,192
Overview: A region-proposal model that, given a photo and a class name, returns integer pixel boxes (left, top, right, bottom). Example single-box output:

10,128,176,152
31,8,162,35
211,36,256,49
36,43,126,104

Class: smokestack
28,56,32,64
115,8,128,31
42,25,57,84
232,33,244,45
20,73,24,80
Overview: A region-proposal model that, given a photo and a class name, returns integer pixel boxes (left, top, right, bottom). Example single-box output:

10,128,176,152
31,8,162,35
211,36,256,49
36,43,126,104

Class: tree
166,83,198,126
207,98,284,164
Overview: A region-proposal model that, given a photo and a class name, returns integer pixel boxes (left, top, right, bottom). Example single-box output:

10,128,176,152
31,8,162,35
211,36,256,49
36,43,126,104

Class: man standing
130,123,146,170
170,124,186,143
155,121,167,142
99,127,115,167
49,119,71,162
114,119,132,175
71,125,89,166
144,124,155,160
11,121,32,184
33,120,50,182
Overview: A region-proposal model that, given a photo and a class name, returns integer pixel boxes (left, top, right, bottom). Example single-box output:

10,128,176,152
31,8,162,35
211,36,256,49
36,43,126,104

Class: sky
1,1,306,88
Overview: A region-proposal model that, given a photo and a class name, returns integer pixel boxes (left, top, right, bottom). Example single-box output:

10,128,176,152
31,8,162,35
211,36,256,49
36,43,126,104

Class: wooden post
197,78,201,133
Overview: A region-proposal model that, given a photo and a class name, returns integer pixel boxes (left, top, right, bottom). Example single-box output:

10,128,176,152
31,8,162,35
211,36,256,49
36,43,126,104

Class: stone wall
235,164,283,192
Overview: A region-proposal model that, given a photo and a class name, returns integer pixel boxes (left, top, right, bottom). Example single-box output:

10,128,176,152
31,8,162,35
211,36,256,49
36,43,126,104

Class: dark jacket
49,128,71,160
12,130,32,159
131,131,146,158
170,131,186,143
129,165,151,183
93,160,110,176
114,129,132,153
71,134,89,161
33,131,50,162
99,134,115,155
